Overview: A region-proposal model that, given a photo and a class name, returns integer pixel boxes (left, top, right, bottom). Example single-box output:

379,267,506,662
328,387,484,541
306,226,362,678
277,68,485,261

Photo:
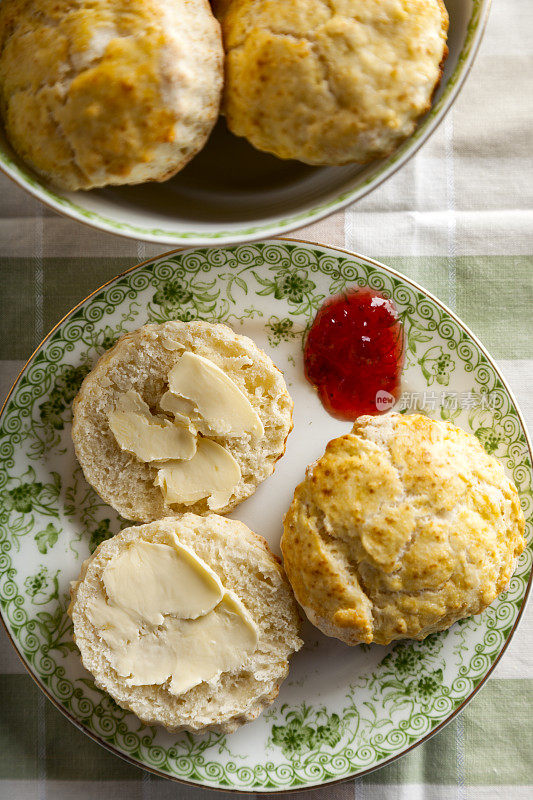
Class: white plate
0,240,530,791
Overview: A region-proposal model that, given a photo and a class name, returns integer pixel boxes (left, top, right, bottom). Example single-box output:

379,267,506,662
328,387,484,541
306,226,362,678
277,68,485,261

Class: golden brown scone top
220,0,449,165
281,414,525,645
0,0,223,190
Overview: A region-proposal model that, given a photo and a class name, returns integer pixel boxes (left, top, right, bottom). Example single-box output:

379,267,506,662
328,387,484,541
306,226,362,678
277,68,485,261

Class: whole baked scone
281,414,525,645
0,0,223,190
69,515,302,732
72,321,293,521
220,0,449,165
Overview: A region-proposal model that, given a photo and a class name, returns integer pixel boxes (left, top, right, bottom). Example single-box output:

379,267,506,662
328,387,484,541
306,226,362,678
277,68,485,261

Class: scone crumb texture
72,320,293,521
69,515,302,733
86,534,258,695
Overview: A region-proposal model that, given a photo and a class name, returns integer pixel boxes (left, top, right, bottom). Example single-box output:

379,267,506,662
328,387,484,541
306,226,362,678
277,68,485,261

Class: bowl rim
0,0,491,244
0,234,530,793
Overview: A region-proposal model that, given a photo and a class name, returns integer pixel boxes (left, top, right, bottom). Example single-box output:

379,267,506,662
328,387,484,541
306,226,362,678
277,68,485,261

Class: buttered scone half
282,414,526,645
0,0,223,190
220,0,449,165
72,321,293,521
69,515,302,732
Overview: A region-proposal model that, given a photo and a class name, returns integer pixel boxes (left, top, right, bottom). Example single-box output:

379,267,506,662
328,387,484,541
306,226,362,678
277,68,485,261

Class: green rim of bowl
0,1,490,245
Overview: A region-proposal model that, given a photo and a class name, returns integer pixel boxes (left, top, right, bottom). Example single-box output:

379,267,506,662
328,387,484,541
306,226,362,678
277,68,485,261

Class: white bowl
0,0,490,246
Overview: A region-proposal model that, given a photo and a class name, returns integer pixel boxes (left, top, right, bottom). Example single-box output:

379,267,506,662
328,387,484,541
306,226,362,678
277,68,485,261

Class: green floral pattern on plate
0,242,530,791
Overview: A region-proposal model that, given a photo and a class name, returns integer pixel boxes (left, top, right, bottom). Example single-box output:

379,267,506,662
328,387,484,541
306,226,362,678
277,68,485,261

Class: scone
69,515,302,732
282,414,525,645
72,320,293,521
220,0,449,165
0,0,223,190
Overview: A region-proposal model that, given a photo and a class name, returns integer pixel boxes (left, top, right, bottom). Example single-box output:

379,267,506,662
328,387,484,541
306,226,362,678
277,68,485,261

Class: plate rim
0,236,530,793
0,0,491,246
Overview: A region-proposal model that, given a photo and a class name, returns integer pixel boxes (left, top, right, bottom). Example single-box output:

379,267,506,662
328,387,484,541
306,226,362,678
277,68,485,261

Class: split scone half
72,321,293,522
282,413,526,645
220,0,449,165
69,515,302,732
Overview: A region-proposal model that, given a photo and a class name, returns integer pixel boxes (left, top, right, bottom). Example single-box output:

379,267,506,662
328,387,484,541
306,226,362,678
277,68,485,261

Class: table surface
0,1,532,798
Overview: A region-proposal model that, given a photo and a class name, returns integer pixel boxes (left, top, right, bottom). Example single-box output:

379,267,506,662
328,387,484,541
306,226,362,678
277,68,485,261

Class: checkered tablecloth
0,1,532,798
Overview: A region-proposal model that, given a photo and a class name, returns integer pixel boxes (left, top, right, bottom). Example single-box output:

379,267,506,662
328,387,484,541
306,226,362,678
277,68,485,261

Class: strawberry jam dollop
304,287,405,420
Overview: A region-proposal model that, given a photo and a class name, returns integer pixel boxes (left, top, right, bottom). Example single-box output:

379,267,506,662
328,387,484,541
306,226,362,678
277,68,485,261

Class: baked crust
220,0,449,165
0,0,223,189
281,413,526,645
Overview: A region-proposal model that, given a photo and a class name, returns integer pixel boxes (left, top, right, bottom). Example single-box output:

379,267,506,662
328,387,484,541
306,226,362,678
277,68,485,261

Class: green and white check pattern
0,0,531,797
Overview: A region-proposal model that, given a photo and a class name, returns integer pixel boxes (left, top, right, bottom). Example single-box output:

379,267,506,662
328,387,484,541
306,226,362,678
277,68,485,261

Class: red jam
304,287,405,420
